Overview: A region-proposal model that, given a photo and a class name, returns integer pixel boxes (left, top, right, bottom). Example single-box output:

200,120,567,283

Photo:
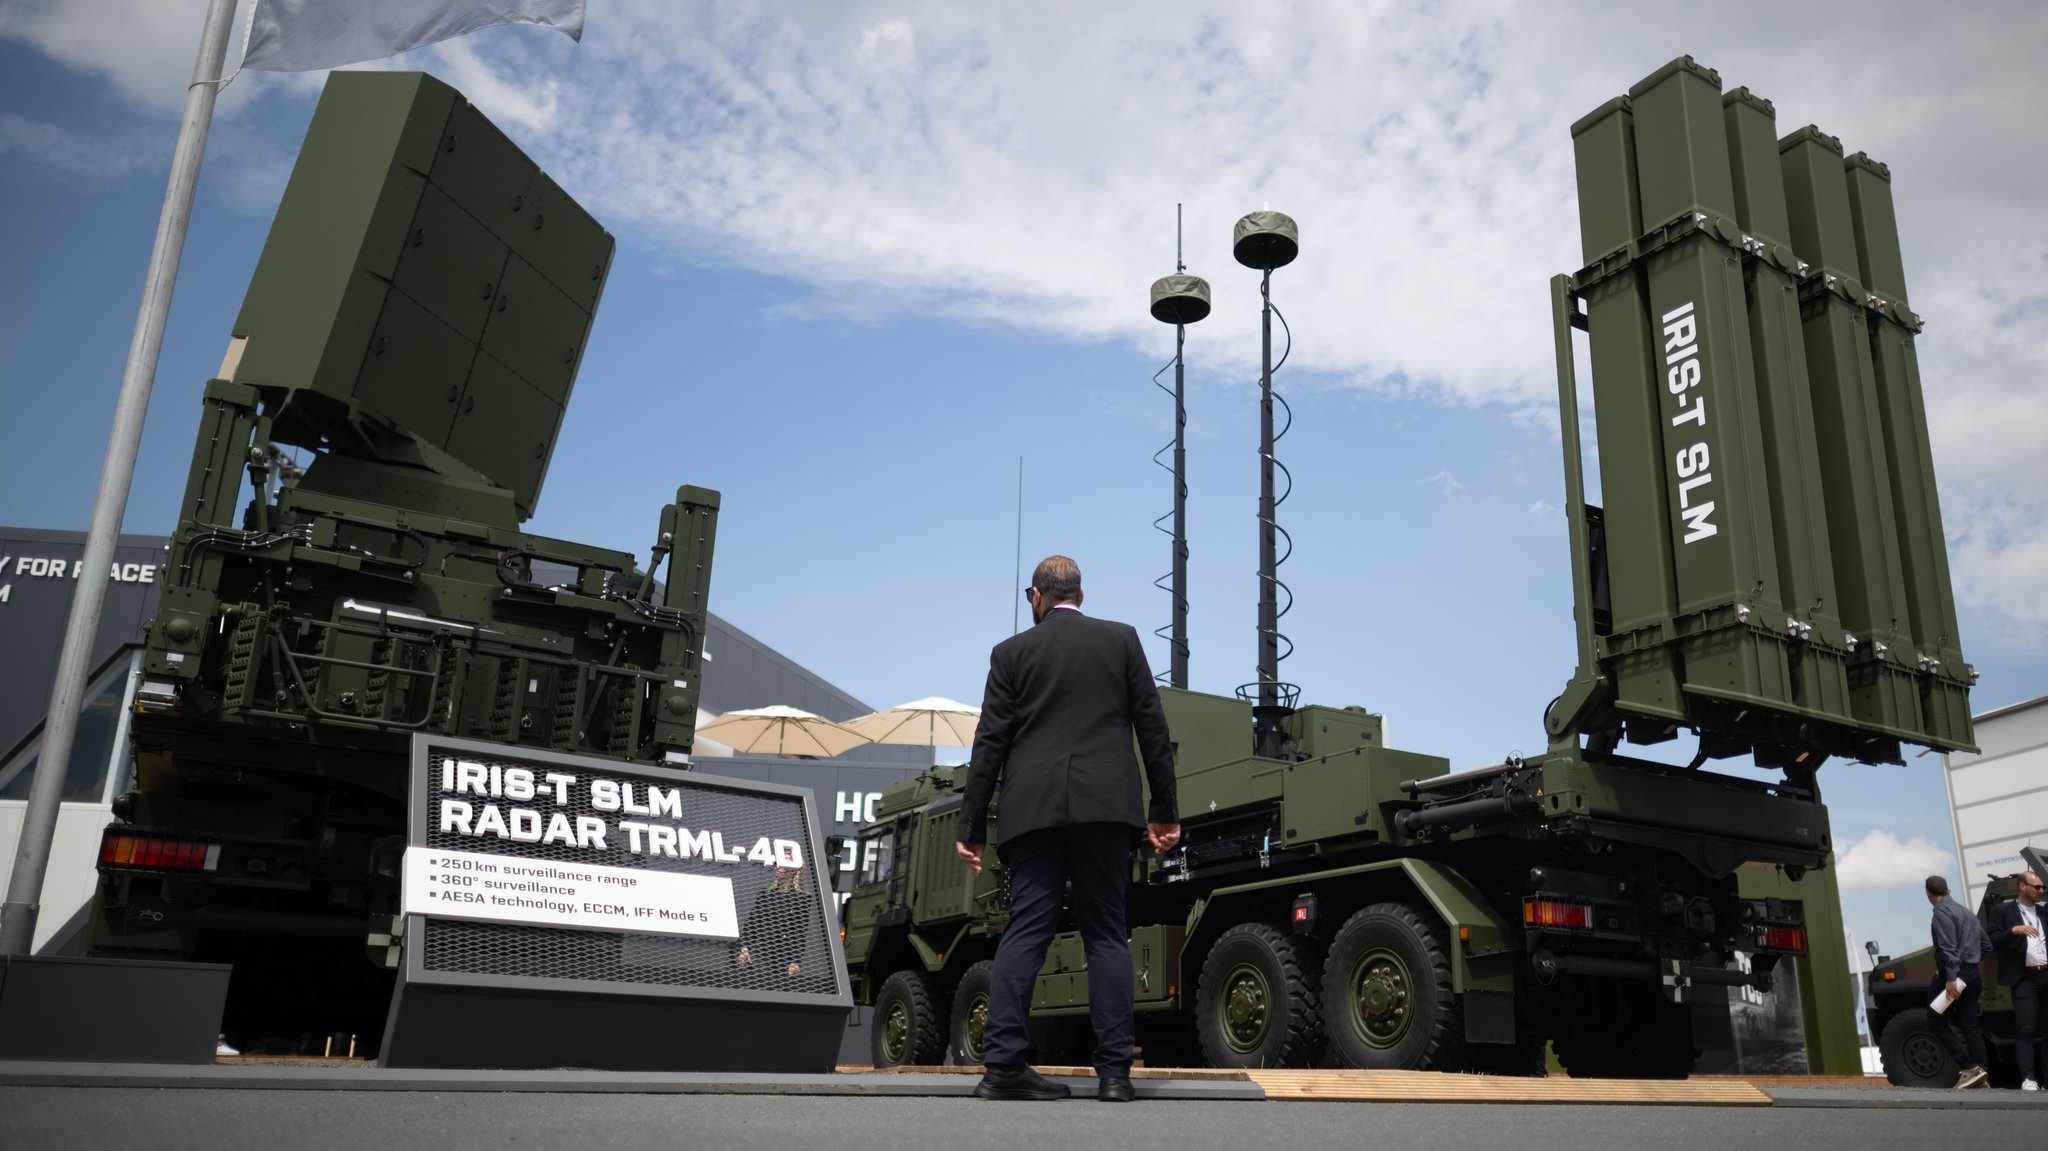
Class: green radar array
1548,57,1973,769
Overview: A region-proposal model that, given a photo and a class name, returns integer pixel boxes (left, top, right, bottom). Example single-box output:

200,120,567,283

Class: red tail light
1524,899,1594,930
1758,924,1808,954
99,830,220,873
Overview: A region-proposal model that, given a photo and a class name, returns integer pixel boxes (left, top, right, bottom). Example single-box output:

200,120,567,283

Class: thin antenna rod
1012,456,1024,634
1149,203,1205,687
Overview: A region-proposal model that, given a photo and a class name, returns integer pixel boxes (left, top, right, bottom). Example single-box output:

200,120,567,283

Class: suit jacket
1988,898,2045,988
957,607,1177,853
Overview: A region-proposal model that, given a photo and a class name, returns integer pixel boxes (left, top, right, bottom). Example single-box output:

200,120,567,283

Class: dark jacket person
1988,870,2048,1089
1927,874,1990,1088
957,555,1178,1102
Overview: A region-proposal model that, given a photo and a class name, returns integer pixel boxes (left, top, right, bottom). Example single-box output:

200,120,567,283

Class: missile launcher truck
842,57,1976,1076
85,72,720,1052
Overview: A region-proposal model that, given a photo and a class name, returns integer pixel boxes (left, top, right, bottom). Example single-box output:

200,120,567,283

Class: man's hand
2018,924,2040,938
957,841,985,875
1948,977,1966,999
1147,822,1181,855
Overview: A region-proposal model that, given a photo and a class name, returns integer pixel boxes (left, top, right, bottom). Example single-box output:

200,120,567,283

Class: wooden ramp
1247,1069,1772,1105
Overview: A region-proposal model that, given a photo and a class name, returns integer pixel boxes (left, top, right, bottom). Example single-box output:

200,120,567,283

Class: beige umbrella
697,705,873,758
841,696,982,747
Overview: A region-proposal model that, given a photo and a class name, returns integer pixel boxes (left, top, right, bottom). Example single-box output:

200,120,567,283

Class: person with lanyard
1990,868,2048,1091
1926,873,1991,1089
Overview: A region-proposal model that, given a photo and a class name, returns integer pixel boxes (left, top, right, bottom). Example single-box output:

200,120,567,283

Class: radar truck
842,57,1977,1076
84,72,720,1052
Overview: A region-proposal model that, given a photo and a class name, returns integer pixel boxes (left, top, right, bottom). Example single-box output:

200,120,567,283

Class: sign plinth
381,736,849,1070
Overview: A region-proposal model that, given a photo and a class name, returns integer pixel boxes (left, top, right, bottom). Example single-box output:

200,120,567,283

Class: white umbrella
697,705,873,758
841,696,982,747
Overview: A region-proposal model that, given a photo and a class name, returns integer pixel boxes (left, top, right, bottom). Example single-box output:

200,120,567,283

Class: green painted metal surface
1557,56,1973,765
1738,862,1861,1075
230,71,612,522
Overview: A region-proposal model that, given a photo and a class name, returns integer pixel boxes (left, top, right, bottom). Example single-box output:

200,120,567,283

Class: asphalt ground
7,1088,2048,1151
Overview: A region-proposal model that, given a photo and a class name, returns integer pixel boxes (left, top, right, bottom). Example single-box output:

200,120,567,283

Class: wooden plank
1248,1069,1772,1105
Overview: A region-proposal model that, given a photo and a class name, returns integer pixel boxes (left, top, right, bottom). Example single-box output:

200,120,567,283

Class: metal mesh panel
419,747,835,996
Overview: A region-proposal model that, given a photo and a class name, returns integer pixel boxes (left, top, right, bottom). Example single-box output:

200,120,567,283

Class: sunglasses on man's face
1023,587,1037,604
2026,882,2045,891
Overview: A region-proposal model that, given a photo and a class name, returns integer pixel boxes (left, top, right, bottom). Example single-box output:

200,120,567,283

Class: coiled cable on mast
1232,210,1300,714
1259,291,1296,699
1148,209,1210,690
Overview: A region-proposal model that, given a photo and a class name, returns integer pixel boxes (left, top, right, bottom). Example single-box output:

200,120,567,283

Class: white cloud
0,113,163,178
1423,469,1465,497
8,0,2048,654
1835,829,1956,892
0,0,216,114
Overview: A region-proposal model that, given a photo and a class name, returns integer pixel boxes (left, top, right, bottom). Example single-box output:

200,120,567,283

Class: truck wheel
1195,922,1323,1069
872,969,944,1068
1321,902,1464,1071
1878,1010,1960,1088
948,960,996,1065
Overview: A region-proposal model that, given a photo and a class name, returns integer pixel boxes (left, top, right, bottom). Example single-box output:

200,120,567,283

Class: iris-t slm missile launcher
841,58,1972,1076
87,73,719,1050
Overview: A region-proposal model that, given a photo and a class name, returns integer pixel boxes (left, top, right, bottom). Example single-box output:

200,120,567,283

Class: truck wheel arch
1181,857,1517,999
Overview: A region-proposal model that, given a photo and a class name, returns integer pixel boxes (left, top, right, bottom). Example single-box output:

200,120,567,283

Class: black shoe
975,1064,1071,1101
1097,1075,1135,1102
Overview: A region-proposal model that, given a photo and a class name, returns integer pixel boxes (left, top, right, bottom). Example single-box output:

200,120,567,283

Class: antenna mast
1148,205,1210,687
1232,210,1299,755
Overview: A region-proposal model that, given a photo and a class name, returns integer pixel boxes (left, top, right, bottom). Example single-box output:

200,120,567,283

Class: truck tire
872,969,945,1068
1321,902,1465,1071
947,960,996,1066
1878,1009,1961,1088
1195,922,1323,1069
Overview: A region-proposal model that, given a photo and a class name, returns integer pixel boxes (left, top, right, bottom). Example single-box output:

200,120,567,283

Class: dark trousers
1928,968,1987,1070
983,823,1135,1075
2012,970,2048,1083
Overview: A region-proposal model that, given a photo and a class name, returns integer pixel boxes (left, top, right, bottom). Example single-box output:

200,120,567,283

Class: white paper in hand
1930,989,1954,1014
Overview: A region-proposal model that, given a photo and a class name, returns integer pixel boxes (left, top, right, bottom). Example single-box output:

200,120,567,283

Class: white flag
242,0,585,73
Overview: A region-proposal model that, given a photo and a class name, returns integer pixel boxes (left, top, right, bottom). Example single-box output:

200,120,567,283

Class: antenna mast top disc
1149,274,1212,324
1233,211,1298,270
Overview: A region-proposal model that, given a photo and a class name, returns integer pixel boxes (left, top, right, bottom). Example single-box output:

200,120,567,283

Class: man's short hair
1032,555,1082,604
1926,875,1950,897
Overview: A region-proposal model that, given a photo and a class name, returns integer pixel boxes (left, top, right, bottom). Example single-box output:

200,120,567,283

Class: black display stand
381,735,851,1071
0,954,231,1064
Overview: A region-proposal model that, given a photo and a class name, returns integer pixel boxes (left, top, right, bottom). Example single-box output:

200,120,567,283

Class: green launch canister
1558,56,1973,762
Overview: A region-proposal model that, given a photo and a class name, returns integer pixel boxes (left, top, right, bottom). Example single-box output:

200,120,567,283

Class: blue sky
3,0,2045,957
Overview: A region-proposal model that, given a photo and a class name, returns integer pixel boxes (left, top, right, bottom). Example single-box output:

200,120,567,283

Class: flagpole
0,0,240,955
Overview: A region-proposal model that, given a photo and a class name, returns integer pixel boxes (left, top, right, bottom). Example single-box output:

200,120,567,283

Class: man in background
957,555,1179,1103
1990,869,2048,1091
1927,874,1990,1089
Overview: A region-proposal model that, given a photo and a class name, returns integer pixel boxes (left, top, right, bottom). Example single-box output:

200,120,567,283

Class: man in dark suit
957,555,1179,1103
1927,874,1990,1089
1990,869,2048,1091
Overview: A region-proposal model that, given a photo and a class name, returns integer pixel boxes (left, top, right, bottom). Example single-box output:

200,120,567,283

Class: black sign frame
381,734,852,1071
